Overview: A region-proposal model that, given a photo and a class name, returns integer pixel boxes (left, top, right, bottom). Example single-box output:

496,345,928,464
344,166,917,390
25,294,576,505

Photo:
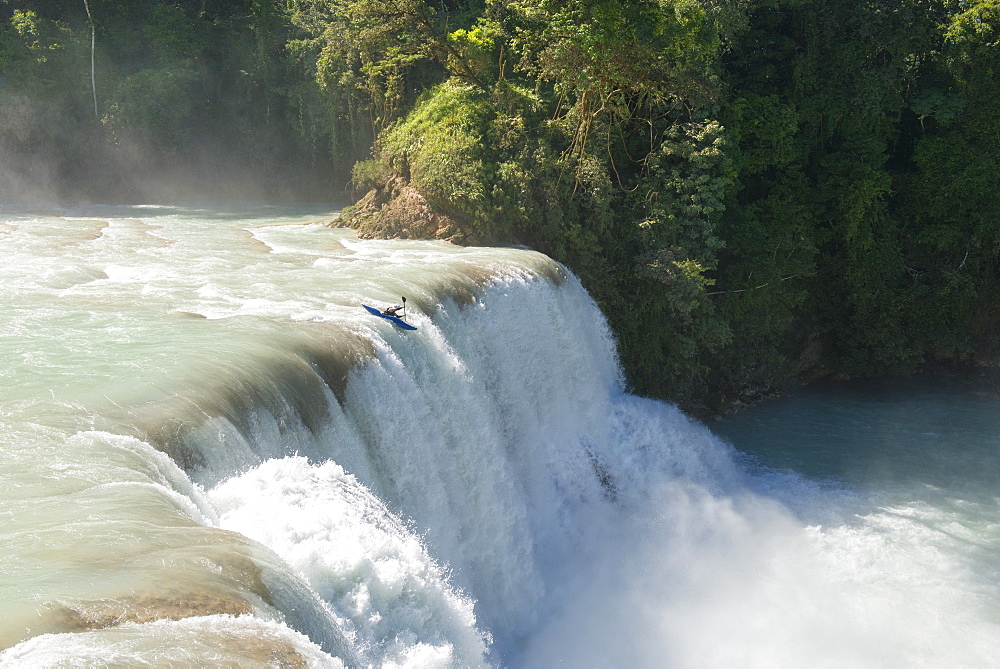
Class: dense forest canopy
2,0,998,411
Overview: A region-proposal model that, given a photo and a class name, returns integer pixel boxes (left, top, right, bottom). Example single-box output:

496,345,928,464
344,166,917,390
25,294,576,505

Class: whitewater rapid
1,204,998,667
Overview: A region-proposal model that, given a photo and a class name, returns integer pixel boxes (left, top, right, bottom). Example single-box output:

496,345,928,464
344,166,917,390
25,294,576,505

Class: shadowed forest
2,0,998,412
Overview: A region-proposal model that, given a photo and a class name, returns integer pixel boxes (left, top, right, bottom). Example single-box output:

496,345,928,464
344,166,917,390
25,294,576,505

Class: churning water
0,204,997,667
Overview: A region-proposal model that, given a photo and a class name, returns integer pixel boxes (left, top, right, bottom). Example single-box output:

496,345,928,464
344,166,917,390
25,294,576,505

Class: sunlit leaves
944,0,1000,77
509,0,723,170
10,9,71,61
639,119,732,256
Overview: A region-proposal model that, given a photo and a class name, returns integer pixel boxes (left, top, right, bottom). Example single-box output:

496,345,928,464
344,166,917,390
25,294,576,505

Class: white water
1,204,998,667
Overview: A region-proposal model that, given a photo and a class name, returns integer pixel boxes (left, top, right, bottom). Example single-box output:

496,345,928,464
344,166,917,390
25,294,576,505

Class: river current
0,204,997,667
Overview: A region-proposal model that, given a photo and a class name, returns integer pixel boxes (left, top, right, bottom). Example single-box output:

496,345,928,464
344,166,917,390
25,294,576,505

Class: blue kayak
363,304,418,331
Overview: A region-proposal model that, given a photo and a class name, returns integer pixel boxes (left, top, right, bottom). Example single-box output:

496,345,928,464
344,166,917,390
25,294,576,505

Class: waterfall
2,204,998,668
127,265,748,666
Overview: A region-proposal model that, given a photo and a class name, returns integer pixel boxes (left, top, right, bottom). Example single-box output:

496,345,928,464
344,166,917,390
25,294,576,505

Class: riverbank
336,185,1000,422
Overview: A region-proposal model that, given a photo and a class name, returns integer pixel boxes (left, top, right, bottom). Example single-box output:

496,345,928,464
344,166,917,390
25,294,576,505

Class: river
1,204,997,667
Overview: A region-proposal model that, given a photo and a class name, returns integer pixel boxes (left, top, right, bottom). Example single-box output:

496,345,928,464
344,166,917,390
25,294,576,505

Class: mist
0,1,351,208
0,89,344,206
516,463,999,667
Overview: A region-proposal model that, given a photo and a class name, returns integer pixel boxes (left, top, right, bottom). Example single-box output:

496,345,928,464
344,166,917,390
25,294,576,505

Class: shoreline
688,360,1000,424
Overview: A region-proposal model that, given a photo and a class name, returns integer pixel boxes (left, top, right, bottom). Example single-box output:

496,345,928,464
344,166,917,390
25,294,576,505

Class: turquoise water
714,378,1000,498
1,204,998,667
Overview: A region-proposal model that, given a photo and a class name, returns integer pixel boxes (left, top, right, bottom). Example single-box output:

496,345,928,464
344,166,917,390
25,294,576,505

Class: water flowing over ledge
2,205,999,668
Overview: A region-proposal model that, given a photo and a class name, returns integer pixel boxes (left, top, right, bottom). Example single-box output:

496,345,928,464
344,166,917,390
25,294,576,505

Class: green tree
897,0,1000,362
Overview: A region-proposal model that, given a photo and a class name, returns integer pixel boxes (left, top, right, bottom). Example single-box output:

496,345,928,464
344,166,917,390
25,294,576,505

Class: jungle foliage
3,0,999,410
